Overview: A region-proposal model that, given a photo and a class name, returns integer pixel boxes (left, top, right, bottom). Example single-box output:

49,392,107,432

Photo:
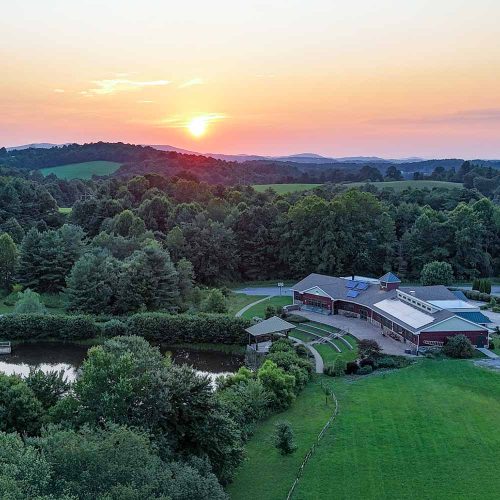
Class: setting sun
187,117,208,138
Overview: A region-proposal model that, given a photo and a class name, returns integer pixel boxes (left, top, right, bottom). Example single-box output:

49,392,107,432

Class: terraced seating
300,321,354,350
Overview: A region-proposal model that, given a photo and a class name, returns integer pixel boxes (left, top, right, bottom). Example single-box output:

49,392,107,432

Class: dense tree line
0,335,311,498
0,170,499,310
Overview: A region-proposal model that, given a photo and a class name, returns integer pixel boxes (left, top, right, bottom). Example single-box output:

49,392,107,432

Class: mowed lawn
252,184,322,194
240,295,293,319
227,377,335,500
294,360,500,500
226,292,263,316
347,180,463,191
41,161,121,179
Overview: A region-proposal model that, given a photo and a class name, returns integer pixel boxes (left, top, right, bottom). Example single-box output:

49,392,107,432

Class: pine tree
0,233,18,290
176,258,195,303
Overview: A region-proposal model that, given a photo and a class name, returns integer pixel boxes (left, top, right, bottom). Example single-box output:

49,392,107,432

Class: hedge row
0,313,251,345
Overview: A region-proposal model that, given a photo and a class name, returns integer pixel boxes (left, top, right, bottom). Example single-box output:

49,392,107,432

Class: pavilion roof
245,316,296,337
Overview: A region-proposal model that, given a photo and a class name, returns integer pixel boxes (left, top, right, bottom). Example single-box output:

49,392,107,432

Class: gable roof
245,316,296,337
399,285,457,301
379,272,401,283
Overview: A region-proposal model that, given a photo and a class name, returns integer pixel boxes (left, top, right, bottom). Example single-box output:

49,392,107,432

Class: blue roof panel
356,282,369,290
455,311,491,324
452,290,468,301
379,272,401,283
346,290,359,298
345,281,358,288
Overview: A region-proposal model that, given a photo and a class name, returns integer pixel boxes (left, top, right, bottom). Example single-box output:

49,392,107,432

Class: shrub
127,313,249,345
359,357,375,368
102,319,128,337
14,289,47,314
200,289,228,313
376,356,397,369
0,314,100,340
358,365,373,375
489,341,495,350
257,360,296,409
358,339,381,358
345,361,359,374
442,335,475,359
324,358,347,377
274,421,297,455
265,305,276,319
285,314,309,323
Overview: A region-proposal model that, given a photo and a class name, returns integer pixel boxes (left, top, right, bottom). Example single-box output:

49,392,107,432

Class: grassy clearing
252,183,322,194
226,292,263,316
227,376,334,500
41,161,121,180
294,360,500,500
346,180,463,192
58,207,72,214
240,295,293,320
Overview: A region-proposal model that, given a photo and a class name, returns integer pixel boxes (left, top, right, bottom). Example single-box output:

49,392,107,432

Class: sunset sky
2,0,500,158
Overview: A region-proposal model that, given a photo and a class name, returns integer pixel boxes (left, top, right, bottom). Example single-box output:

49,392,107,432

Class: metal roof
452,290,468,301
374,299,435,329
455,311,491,324
245,316,296,337
379,272,401,283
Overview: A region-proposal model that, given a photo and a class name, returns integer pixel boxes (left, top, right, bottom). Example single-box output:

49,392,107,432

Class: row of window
397,291,433,312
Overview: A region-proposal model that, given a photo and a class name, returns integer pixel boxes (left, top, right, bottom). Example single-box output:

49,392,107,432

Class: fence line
285,385,339,500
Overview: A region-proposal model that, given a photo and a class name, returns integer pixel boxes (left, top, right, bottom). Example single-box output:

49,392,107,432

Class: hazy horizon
2,0,500,158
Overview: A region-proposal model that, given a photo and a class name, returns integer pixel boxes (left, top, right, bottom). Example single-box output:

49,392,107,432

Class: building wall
419,330,488,348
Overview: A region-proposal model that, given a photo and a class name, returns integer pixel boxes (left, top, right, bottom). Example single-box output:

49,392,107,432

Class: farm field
294,360,500,500
240,295,292,319
41,161,121,179
252,183,322,194
347,180,463,191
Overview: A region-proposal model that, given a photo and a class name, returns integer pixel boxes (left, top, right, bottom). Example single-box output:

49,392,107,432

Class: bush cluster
0,312,250,345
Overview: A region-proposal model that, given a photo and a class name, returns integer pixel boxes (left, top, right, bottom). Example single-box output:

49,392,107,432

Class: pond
0,342,244,384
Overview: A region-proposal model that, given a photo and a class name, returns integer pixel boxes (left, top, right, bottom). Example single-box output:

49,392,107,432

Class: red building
292,273,490,352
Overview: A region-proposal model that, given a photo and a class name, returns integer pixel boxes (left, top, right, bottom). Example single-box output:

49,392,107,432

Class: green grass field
347,180,463,191
240,295,293,319
295,360,500,499
229,360,500,500
227,377,334,500
252,184,322,194
41,161,121,180
58,207,72,214
226,292,263,316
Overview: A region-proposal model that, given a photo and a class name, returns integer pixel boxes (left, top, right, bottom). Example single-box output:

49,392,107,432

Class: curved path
235,295,272,317
289,336,324,374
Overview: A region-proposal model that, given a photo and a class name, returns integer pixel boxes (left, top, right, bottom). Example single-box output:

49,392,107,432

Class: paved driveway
295,310,413,356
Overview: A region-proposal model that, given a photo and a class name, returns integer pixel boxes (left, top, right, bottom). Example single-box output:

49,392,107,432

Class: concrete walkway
294,310,413,356
235,296,272,317
477,347,499,359
289,336,324,374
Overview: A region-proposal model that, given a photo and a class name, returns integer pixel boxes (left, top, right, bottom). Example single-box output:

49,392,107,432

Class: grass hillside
230,360,500,500
252,183,322,194
347,180,463,191
41,161,121,179
296,360,500,499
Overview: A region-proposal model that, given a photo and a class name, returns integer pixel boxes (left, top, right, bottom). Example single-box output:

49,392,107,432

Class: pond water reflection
0,342,243,384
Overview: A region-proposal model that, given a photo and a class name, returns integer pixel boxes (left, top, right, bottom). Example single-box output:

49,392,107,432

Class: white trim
300,286,334,300
419,314,487,333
